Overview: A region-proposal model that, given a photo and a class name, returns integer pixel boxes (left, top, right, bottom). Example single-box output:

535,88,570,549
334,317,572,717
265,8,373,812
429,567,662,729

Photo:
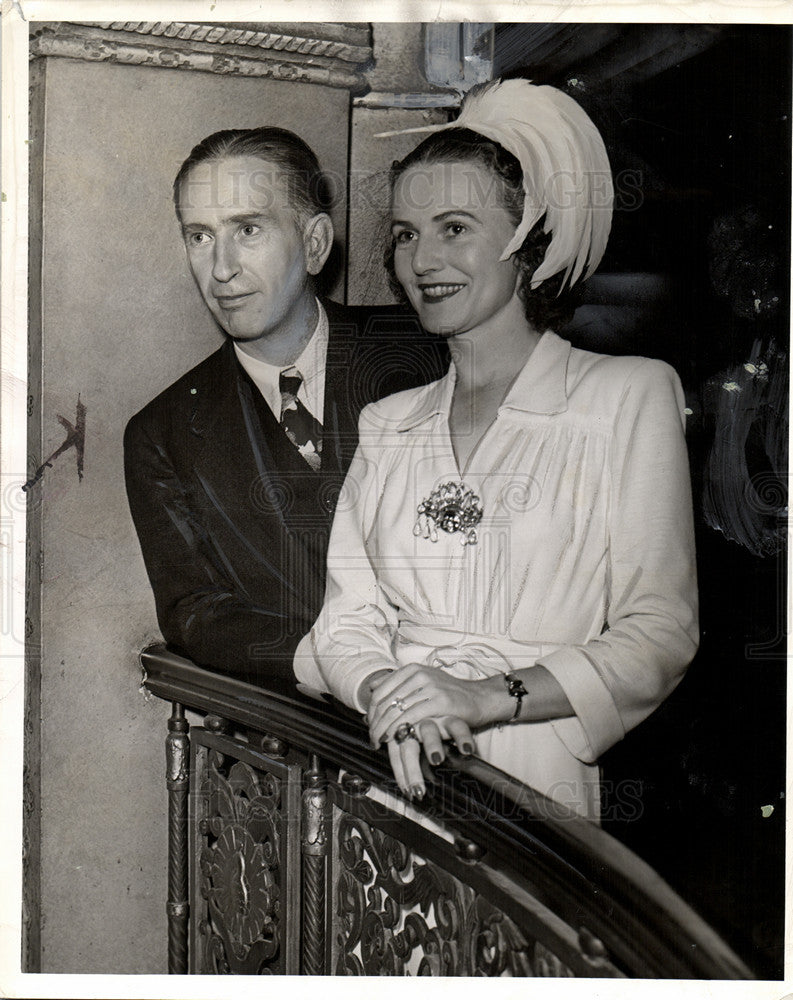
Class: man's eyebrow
225,211,270,225
181,211,270,231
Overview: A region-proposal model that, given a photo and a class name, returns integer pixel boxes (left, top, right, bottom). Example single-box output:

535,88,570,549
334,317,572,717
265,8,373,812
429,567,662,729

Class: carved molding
29,21,373,91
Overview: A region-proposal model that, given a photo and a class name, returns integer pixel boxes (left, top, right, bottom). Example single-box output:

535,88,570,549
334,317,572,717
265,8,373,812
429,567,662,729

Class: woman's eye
445,222,466,237
393,229,415,245
188,232,210,247
240,224,259,237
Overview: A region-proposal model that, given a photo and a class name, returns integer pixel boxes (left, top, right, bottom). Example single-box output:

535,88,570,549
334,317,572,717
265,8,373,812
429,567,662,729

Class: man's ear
303,213,334,276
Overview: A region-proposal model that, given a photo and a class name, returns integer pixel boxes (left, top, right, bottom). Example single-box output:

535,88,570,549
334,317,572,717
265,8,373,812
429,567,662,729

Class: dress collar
395,330,571,431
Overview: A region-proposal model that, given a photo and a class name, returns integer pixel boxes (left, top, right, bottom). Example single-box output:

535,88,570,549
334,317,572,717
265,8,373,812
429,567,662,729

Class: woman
294,79,698,820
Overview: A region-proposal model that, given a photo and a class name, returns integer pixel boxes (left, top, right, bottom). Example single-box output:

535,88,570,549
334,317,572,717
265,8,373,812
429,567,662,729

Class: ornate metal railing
141,643,753,979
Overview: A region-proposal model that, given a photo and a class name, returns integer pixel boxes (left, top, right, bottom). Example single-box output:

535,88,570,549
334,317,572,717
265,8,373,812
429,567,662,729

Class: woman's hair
386,128,577,331
173,126,332,226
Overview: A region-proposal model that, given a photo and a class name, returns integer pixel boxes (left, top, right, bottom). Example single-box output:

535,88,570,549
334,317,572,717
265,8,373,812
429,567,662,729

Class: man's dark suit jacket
124,300,447,686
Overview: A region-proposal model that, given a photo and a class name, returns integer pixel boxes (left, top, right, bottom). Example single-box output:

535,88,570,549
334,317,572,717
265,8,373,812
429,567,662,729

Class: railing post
301,753,328,974
166,702,190,973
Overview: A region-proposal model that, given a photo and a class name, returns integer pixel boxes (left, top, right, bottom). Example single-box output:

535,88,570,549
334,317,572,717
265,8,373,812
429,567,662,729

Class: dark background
494,24,790,977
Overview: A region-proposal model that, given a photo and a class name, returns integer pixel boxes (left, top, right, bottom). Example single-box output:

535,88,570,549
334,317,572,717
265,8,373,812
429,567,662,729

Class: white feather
378,79,613,292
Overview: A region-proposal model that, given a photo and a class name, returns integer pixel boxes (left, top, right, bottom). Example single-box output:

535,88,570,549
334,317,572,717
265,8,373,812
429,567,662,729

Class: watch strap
503,672,528,722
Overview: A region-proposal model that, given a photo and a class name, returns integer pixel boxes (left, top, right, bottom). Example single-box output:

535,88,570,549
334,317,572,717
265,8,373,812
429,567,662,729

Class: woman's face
390,159,523,337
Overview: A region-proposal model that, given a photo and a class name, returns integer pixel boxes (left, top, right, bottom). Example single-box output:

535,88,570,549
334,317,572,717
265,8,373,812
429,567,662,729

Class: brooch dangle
414,481,484,546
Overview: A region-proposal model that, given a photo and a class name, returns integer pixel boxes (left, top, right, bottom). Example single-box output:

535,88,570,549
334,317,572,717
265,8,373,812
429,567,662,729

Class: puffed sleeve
539,358,699,762
293,404,401,710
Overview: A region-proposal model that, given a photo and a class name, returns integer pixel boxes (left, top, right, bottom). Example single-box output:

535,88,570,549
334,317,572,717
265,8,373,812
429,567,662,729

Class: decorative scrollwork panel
330,809,621,977
191,737,301,974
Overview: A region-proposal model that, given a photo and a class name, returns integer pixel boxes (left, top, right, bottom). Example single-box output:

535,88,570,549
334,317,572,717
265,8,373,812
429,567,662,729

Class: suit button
321,484,340,514
321,480,342,515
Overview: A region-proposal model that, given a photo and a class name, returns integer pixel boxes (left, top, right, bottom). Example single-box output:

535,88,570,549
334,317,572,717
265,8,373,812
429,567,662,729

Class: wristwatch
503,672,528,722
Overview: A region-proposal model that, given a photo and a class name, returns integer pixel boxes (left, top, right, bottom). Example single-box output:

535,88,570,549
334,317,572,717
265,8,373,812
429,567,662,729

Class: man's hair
173,126,332,225
385,127,577,331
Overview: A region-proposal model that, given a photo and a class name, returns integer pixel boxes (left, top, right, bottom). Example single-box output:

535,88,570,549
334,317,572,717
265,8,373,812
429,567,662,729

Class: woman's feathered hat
378,79,614,290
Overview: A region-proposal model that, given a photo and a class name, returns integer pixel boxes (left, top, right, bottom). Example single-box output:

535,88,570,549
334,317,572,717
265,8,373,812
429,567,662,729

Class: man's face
178,155,316,348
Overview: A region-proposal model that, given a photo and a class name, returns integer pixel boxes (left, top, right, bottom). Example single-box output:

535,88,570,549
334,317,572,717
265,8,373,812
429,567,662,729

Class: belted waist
396,621,563,679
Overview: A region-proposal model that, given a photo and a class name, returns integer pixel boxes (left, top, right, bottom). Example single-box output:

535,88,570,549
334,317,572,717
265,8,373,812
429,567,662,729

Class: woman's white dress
295,331,698,820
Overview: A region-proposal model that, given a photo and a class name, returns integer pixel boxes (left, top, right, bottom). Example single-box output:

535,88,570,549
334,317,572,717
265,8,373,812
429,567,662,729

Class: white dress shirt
233,299,328,423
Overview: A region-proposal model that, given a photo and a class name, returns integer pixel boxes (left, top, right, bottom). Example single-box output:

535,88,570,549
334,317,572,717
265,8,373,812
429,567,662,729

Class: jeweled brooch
413,481,484,546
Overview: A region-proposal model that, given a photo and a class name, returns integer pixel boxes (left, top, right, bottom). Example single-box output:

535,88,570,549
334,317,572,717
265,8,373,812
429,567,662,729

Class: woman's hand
367,662,498,748
359,666,478,798
386,717,475,800
367,662,574,751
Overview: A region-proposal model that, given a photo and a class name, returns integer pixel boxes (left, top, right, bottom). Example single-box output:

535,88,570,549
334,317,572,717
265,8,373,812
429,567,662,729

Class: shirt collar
290,299,328,391
395,330,571,431
233,299,328,417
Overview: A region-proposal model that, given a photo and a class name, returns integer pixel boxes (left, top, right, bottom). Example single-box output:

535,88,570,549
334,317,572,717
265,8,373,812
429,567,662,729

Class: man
124,127,447,686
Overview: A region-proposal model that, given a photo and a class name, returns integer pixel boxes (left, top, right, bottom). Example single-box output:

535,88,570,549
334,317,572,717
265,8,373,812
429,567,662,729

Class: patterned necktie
279,367,323,471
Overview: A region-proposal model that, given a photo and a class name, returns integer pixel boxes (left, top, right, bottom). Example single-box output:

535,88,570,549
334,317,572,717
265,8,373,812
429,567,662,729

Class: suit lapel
322,303,360,475
188,320,353,548
188,341,294,538
234,369,291,534
186,342,323,607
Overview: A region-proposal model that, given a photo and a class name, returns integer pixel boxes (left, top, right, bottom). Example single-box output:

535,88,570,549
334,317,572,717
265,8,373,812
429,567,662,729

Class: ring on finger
391,697,407,713
393,722,417,744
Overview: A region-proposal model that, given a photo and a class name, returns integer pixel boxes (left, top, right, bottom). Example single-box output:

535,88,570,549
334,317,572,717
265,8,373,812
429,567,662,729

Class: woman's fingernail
412,786,424,801
461,743,474,756
429,752,442,765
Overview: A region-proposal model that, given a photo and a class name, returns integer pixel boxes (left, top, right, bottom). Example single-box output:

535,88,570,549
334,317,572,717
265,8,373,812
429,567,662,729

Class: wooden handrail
142,642,753,979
